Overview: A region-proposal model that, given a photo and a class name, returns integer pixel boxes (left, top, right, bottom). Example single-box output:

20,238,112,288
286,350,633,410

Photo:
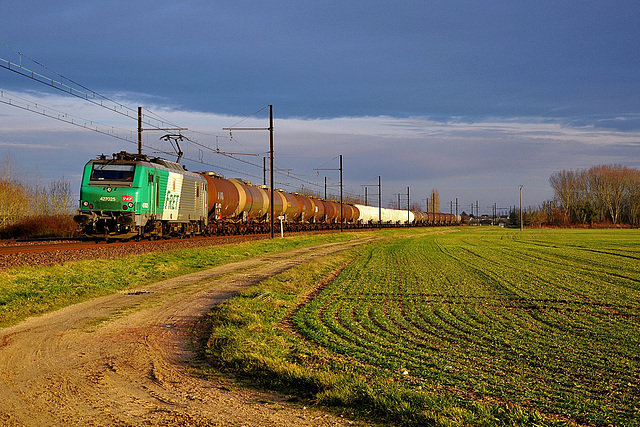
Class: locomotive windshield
90,163,135,182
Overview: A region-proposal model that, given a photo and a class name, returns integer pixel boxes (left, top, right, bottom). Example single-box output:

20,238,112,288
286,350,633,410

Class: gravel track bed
0,235,267,269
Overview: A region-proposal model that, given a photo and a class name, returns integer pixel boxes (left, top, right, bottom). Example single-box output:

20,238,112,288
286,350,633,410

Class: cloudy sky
1,1,639,214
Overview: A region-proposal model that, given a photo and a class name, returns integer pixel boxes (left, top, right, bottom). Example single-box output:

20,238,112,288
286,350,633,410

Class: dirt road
0,239,371,426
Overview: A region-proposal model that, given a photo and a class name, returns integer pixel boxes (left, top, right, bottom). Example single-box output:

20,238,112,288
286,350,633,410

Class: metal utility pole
361,177,383,229
314,154,343,232
395,188,410,226
519,185,523,231
324,176,327,199
378,176,382,230
224,105,274,238
270,106,274,238
339,155,343,232
407,186,410,226
138,107,142,156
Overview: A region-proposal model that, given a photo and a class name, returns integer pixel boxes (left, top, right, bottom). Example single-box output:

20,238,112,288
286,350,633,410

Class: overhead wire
0,41,345,196
0,89,136,143
0,41,174,133
226,105,269,129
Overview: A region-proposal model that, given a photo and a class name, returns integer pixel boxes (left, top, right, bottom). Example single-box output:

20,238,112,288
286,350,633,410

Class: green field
1,228,638,425
205,228,640,426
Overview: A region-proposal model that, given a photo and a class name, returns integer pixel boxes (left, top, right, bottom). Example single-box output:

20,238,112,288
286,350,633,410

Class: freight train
73,151,459,240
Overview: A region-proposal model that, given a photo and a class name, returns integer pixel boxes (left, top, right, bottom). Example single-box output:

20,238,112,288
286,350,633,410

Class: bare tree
30,176,51,216
48,178,74,216
550,169,585,223
0,153,30,226
623,169,640,225
589,165,628,224
0,180,30,226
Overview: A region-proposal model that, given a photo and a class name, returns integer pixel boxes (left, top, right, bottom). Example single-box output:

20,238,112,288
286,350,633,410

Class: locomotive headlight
82,201,89,207
128,202,134,208
106,187,113,193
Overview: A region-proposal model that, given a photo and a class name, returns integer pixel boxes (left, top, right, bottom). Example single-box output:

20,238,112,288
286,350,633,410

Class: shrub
0,215,79,239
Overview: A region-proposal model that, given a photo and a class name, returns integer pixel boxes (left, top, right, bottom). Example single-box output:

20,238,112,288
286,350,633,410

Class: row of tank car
203,172,458,233
73,152,459,240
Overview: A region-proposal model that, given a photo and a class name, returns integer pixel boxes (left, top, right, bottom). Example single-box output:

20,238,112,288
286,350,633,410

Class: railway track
0,226,378,268
0,235,215,254
0,234,269,268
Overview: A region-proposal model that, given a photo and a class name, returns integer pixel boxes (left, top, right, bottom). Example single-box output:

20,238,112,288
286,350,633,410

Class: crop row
293,229,640,425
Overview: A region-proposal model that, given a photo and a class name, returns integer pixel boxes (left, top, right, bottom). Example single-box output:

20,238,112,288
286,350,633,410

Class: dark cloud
3,1,638,122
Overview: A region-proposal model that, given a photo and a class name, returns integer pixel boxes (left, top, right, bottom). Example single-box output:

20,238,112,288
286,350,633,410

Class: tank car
353,204,380,225
73,151,208,240
201,172,274,234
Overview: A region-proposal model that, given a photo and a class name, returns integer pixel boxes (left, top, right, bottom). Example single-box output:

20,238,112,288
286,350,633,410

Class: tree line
525,165,640,227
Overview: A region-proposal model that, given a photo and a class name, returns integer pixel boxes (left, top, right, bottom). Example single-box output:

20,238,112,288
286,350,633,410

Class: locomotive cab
74,153,146,239
74,151,208,240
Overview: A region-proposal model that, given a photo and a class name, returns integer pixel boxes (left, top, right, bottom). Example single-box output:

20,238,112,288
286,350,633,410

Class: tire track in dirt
0,239,374,426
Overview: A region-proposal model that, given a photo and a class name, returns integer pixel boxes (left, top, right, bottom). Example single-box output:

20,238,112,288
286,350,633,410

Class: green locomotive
73,151,208,240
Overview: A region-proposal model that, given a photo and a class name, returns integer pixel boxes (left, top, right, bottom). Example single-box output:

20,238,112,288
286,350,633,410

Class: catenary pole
269,106,274,238
340,154,343,233
314,155,343,232
223,104,274,238
378,176,382,230
137,107,142,156
407,186,410,226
